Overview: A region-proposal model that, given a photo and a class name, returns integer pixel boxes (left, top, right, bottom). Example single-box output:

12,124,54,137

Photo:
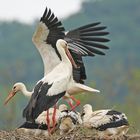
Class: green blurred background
0,0,140,132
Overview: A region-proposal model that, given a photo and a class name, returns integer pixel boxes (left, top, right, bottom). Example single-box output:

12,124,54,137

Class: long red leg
68,96,81,110
68,100,74,108
50,104,57,133
46,109,51,133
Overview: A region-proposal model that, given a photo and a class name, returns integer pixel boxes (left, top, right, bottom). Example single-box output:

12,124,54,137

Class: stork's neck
20,84,32,97
61,50,71,64
57,46,71,65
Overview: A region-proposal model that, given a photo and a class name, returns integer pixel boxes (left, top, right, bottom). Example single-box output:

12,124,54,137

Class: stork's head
56,39,68,49
56,39,68,55
4,82,25,105
81,104,93,116
56,39,77,68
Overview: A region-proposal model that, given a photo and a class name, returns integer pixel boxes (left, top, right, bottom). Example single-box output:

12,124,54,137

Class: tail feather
68,83,100,95
75,83,100,93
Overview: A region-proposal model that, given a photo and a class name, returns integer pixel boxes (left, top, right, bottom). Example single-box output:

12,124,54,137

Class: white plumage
32,22,60,76
81,104,129,138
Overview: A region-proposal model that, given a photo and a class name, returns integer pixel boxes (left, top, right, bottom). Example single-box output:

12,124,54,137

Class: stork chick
81,104,129,139
58,104,82,135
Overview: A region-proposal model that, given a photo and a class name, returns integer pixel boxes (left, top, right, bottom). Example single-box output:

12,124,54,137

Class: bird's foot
70,100,81,111
68,96,81,110
49,127,56,134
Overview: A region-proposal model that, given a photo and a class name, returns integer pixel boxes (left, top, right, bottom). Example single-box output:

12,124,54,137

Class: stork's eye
13,86,16,89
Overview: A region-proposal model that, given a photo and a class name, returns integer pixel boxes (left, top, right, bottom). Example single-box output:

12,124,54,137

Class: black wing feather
77,40,109,49
70,51,87,83
40,7,110,83
23,81,43,122
19,122,48,130
80,31,109,36
48,13,55,23
75,41,106,55
40,7,65,46
80,37,110,42
66,23,109,56
23,82,65,122
64,22,110,82
40,7,65,59
97,118,129,131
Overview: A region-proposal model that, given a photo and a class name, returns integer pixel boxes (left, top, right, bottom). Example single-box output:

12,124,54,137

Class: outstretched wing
40,8,65,58
32,7,110,83
32,7,65,75
65,22,109,56
65,22,110,82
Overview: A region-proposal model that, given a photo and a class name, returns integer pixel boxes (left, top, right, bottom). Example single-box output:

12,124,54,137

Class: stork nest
0,126,140,140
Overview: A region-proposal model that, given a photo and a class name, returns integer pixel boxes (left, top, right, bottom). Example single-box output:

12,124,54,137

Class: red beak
65,47,77,68
4,90,16,105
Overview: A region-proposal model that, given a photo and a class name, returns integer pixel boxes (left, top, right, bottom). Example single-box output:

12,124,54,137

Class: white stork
32,7,110,109
4,84,60,134
81,104,129,138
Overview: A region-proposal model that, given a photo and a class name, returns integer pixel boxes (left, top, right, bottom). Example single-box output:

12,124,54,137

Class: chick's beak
65,47,77,68
4,90,16,105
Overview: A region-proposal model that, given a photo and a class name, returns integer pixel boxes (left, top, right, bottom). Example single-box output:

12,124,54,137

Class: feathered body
82,104,129,138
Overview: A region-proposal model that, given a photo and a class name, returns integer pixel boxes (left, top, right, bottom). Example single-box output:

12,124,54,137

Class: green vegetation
0,0,140,132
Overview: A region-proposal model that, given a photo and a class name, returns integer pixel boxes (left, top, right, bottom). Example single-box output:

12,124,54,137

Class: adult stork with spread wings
32,7,110,108
22,39,99,133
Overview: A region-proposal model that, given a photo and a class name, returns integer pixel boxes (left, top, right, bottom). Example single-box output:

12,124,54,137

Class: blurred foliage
0,0,140,132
